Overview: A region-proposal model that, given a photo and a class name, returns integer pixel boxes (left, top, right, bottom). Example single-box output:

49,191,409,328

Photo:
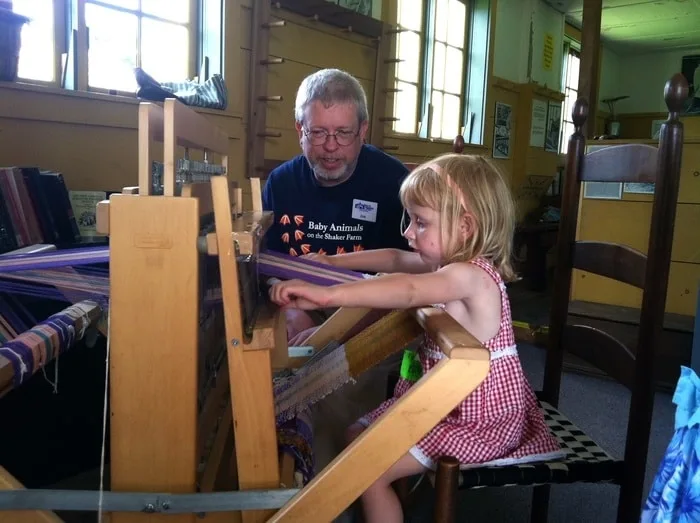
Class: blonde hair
399,153,517,282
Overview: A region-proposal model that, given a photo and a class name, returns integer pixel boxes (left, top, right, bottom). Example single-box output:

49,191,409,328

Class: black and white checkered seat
429,400,623,489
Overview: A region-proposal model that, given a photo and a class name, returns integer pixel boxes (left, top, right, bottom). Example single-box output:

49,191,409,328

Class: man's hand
269,278,332,309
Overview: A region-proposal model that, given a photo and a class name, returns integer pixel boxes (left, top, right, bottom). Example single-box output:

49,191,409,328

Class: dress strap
469,258,505,288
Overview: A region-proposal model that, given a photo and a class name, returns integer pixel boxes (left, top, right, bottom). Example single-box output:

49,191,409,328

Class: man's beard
309,157,356,186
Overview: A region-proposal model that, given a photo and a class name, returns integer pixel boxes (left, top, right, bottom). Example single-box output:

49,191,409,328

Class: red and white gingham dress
357,257,566,469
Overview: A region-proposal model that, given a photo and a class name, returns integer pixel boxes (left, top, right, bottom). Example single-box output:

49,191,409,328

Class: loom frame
1,97,494,522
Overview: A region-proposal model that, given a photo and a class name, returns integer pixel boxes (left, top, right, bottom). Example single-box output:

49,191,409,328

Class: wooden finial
664,72,689,115
453,134,465,154
572,98,588,132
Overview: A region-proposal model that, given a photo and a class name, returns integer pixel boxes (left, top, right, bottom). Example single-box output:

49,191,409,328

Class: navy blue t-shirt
262,145,409,257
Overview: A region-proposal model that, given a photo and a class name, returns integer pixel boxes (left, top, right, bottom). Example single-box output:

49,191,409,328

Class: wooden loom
62,97,493,523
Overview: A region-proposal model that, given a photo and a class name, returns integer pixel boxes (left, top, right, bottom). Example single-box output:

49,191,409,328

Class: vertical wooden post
370,22,391,148
211,176,280,523
109,194,200,523
246,0,273,179
577,0,602,139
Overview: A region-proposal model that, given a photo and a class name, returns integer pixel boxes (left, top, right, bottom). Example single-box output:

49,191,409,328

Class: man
262,68,408,257
263,68,410,339
262,69,412,518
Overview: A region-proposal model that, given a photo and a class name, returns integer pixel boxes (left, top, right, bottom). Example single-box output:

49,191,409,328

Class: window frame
560,38,581,153
390,0,489,145
419,0,470,141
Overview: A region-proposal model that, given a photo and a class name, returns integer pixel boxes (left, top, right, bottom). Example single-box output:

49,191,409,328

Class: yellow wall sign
543,33,554,71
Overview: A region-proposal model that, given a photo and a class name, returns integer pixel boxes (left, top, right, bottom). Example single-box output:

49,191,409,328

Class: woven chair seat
428,400,623,489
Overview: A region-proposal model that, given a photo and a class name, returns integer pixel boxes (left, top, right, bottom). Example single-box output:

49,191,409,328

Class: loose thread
97,309,110,523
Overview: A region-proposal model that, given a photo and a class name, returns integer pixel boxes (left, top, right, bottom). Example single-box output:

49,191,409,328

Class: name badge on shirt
351,199,378,223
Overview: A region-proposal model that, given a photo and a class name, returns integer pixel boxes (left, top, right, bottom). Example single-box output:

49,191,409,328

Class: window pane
434,0,448,42
444,46,463,94
141,19,189,82
568,55,580,86
564,90,576,122
396,31,420,82
86,3,138,91
397,0,422,32
393,81,418,134
14,0,54,82
442,93,460,139
447,0,466,48
560,120,575,153
430,91,443,138
432,42,445,91
142,0,190,24
93,0,139,8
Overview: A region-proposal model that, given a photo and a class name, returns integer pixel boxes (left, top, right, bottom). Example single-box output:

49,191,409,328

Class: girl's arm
305,248,432,274
271,262,481,310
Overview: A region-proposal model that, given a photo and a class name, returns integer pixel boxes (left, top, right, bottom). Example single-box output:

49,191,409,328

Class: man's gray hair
294,68,369,125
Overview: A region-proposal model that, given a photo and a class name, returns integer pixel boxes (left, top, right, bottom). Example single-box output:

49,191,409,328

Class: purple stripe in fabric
0,246,109,273
0,295,27,333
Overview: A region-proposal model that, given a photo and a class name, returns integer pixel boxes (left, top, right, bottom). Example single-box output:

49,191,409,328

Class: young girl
269,153,565,522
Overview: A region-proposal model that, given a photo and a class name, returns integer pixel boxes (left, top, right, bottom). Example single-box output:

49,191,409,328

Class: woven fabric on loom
0,300,96,389
273,343,353,424
277,410,314,486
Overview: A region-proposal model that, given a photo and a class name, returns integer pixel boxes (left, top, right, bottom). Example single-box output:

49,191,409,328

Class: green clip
400,349,423,382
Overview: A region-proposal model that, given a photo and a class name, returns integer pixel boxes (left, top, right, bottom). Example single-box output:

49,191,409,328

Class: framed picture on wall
623,183,655,195
583,182,623,200
492,102,512,159
334,0,373,16
545,101,561,153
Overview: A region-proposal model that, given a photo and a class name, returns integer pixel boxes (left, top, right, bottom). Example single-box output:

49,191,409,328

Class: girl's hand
269,279,332,310
302,252,335,266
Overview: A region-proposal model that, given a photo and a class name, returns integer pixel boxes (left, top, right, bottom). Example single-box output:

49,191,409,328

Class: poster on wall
492,102,512,159
543,33,554,72
530,99,547,147
544,101,561,153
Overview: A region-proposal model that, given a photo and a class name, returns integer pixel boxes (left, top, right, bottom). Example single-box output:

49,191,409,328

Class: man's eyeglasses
303,128,359,146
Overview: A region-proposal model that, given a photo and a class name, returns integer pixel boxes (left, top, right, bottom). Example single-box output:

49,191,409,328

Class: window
428,0,466,140
560,42,580,153
11,0,223,95
392,0,424,135
391,0,490,144
13,0,57,83
85,0,191,93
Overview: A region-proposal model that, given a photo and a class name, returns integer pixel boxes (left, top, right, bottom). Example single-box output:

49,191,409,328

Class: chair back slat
573,241,647,289
580,144,658,183
563,324,635,390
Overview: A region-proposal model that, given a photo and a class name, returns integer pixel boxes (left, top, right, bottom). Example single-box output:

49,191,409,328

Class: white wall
598,46,623,113
493,0,528,82
531,0,564,89
600,47,700,114
493,0,564,88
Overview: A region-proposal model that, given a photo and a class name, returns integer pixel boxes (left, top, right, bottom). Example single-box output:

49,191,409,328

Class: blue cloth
262,145,409,257
642,366,700,522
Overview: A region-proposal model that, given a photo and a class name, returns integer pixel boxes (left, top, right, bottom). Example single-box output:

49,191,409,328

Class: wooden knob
453,134,465,153
572,98,588,130
664,72,689,114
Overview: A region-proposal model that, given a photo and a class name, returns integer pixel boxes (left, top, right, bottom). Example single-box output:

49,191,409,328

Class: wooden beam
577,0,602,139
